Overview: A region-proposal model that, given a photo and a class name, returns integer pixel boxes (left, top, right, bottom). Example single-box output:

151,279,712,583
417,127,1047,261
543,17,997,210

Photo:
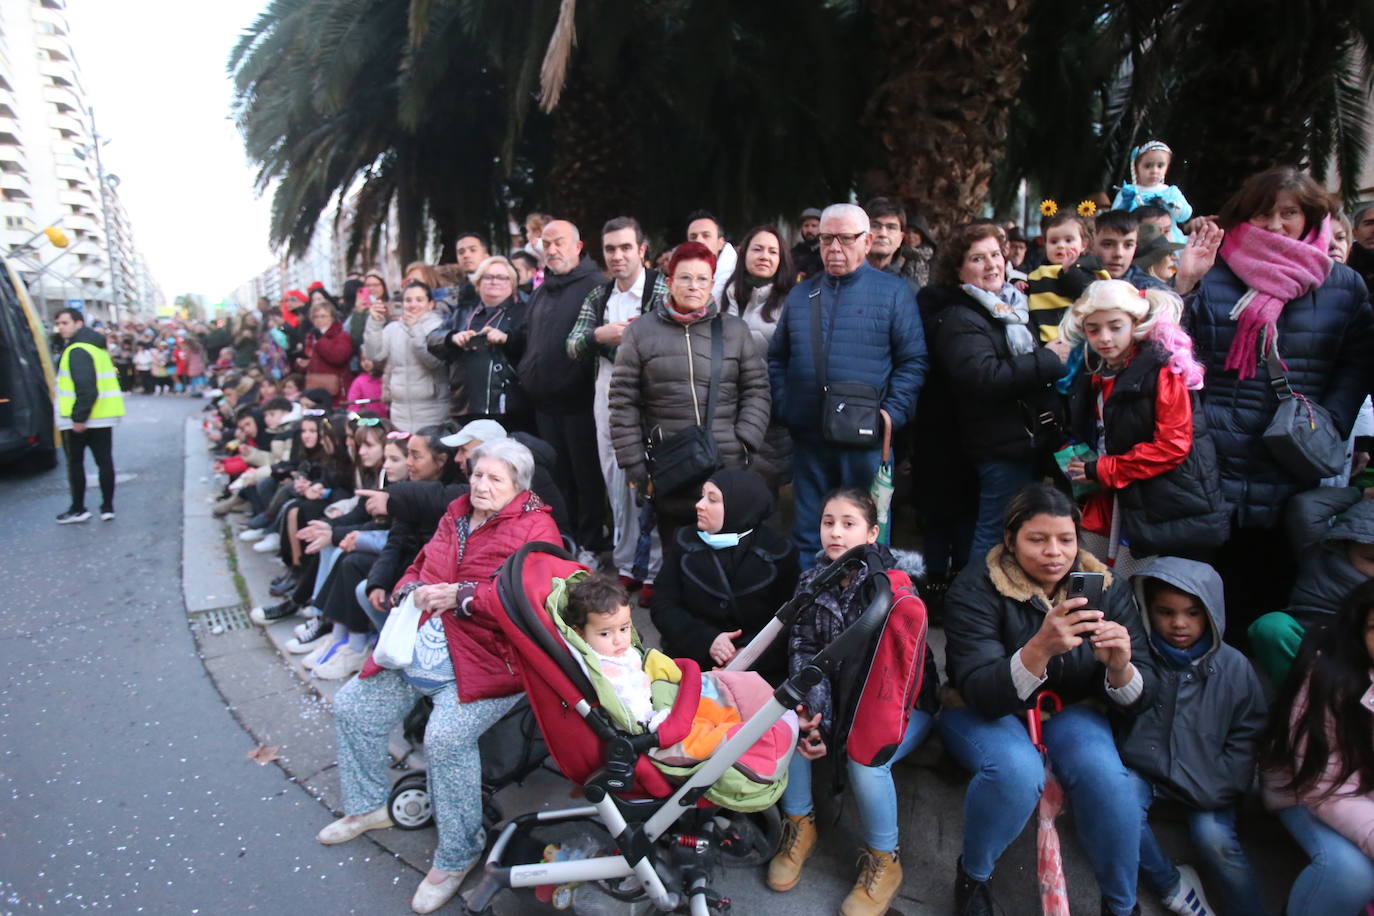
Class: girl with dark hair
768,486,939,915
363,280,449,432
1261,580,1374,915
723,226,795,489
938,482,1155,916
1190,166,1374,629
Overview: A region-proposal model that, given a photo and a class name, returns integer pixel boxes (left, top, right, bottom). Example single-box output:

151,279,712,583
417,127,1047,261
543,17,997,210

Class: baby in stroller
461,539,929,916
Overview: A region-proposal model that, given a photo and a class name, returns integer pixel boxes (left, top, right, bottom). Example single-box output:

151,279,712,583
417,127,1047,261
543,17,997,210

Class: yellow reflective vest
57,340,125,422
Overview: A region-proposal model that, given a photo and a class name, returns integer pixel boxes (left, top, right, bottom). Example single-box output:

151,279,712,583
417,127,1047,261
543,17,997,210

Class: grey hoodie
1284,487,1374,625
1118,557,1267,810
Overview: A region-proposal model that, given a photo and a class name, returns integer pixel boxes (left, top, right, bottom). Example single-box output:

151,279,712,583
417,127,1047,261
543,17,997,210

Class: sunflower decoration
1039,199,1059,217
1076,199,1098,218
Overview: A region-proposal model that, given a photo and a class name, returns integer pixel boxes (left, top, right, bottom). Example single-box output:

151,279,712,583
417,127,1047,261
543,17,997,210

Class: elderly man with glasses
767,203,928,567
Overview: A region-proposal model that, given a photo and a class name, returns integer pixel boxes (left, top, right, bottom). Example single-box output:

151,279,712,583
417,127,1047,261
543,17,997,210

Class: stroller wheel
388,773,434,830
717,806,782,868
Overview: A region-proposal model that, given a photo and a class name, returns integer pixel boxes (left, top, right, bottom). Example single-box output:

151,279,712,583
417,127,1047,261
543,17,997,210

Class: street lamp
75,107,120,323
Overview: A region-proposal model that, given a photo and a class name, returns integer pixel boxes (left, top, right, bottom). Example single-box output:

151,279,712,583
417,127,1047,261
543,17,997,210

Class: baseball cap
440,419,508,448
800,207,823,221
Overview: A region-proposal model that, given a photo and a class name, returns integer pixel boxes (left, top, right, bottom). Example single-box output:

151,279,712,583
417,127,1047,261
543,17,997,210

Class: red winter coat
303,320,355,404
359,490,558,701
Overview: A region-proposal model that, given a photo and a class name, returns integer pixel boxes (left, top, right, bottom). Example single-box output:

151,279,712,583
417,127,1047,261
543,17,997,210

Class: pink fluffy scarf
1220,217,1333,379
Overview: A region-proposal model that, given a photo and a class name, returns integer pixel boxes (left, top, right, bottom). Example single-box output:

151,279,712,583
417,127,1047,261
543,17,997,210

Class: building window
5,215,29,229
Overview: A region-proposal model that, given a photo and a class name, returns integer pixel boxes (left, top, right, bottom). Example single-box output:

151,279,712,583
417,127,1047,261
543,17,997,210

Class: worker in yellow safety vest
53,307,124,523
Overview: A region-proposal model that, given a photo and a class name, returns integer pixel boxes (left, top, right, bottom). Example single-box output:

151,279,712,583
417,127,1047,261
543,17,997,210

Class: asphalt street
0,395,414,914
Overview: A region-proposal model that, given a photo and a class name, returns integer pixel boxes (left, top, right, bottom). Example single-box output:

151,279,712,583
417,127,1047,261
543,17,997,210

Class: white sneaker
239,527,267,542
303,636,345,670
252,532,281,553
312,644,367,680
1162,864,1215,916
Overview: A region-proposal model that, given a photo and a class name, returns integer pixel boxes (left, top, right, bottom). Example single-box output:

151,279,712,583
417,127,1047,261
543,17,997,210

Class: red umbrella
1027,690,1070,916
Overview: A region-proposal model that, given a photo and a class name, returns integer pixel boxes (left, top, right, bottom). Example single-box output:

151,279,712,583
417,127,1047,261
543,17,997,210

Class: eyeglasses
819,232,868,248
871,221,903,234
480,274,513,284
385,430,412,441
672,275,714,288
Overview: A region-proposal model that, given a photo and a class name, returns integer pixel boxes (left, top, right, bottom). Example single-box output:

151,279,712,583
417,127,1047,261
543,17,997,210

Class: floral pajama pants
333,670,520,871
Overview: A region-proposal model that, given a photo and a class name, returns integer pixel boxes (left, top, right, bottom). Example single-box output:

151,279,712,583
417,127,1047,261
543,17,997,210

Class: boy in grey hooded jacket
1120,557,1268,916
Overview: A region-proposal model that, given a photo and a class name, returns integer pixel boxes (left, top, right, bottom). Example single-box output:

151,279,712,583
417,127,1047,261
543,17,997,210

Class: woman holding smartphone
938,483,1157,916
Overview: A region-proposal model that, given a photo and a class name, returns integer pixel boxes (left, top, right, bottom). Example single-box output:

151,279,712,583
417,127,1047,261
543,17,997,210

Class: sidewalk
182,418,1299,915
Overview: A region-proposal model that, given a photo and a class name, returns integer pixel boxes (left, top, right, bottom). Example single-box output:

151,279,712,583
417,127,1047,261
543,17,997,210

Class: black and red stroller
462,541,930,915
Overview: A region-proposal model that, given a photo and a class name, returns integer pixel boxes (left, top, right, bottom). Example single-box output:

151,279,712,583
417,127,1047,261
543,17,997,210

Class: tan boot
766,812,817,892
840,846,902,916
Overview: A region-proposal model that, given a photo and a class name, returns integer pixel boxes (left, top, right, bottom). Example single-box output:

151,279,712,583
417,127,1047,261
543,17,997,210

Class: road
0,395,413,914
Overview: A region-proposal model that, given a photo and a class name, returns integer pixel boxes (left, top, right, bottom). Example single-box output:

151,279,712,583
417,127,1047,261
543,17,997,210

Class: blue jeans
780,709,935,851
1277,805,1374,916
1131,774,1267,916
354,579,389,632
938,705,1142,915
791,441,883,569
968,459,1036,564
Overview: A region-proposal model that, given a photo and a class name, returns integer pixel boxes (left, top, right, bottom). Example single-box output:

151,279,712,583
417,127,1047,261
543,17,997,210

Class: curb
180,417,434,876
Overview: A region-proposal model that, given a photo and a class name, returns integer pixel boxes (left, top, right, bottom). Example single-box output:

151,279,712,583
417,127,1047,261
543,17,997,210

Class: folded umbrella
1027,690,1069,916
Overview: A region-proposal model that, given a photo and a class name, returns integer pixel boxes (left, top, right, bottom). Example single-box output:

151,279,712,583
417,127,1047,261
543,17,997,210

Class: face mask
698,529,752,550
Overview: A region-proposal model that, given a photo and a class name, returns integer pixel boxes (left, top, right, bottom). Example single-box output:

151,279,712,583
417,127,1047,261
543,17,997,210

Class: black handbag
646,316,725,497
809,288,882,447
1262,349,1345,480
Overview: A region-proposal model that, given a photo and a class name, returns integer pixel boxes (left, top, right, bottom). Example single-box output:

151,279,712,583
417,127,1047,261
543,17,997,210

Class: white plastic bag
372,593,421,669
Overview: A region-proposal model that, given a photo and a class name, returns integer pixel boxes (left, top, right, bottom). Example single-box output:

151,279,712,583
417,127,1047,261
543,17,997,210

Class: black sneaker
99,508,115,521
250,599,299,626
56,509,92,524
269,571,301,597
954,857,995,916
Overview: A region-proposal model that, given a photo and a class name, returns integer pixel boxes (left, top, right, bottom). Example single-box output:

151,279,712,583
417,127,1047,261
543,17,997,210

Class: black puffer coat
1187,257,1374,528
425,296,529,419
944,546,1156,720
650,525,799,684
922,284,1067,463
608,299,770,487
366,481,467,593
1066,344,1230,556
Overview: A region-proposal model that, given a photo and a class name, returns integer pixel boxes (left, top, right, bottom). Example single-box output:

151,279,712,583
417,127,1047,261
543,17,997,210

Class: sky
64,0,276,301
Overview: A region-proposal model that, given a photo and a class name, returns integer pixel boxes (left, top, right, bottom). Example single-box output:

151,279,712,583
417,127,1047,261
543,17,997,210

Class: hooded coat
608,297,770,487
649,469,799,683
1118,557,1268,810
944,546,1156,719
1283,487,1374,625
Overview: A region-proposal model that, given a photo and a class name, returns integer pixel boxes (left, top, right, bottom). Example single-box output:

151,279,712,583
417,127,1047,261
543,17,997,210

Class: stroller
463,541,927,915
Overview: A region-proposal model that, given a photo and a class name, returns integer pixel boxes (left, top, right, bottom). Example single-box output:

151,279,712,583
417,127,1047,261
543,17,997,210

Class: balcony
58,188,92,208
47,111,84,136
30,4,70,34
0,115,19,138
54,162,90,185
38,60,76,86
0,143,27,168
64,212,97,233
0,170,30,192
35,33,74,62
42,84,78,111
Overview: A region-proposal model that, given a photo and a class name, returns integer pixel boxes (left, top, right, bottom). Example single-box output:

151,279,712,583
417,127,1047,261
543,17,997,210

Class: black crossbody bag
646,316,725,496
810,288,882,447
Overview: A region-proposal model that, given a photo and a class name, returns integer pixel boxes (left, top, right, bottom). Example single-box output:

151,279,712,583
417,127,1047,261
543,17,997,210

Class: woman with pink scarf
1188,166,1374,633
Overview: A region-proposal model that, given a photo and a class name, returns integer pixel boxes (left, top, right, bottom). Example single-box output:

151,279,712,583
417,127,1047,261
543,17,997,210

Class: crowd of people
146,145,1374,916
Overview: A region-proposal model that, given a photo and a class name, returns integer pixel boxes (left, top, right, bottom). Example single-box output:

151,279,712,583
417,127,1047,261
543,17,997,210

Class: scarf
1149,628,1213,670
962,282,1036,355
667,299,709,325
1220,218,1333,379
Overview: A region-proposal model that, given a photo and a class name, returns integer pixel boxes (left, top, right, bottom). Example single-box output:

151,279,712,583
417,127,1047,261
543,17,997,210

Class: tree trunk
545,69,642,247
860,0,1031,238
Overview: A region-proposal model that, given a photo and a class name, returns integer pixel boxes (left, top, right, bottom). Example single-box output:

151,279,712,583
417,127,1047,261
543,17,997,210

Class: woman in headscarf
649,468,799,684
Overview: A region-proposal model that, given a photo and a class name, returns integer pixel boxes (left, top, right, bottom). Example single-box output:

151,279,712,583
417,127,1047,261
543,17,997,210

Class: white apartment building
0,0,156,322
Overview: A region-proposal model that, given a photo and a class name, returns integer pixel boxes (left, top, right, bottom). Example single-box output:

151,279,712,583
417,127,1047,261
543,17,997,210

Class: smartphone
358,286,372,306
1067,571,1105,611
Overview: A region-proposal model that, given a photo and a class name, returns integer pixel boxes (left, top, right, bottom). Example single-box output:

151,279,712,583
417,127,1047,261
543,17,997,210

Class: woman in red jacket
317,437,557,914
301,296,354,405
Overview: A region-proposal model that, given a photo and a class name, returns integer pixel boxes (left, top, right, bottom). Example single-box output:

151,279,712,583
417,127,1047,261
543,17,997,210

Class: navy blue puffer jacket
768,263,927,443
1188,257,1374,529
